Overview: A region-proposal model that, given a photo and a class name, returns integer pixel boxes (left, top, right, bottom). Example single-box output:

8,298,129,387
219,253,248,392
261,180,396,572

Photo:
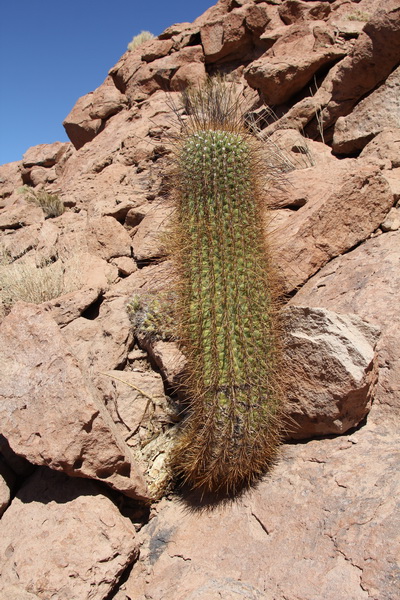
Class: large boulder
0,303,148,500
332,65,400,154
0,468,139,599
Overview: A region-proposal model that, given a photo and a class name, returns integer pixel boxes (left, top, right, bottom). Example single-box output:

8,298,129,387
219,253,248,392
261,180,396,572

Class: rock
0,303,148,500
121,46,206,102
201,7,253,63
141,39,174,62
0,162,23,205
62,296,134,371
381,207,400,232
98,369,171,448
332,65,400,154
22,142,70,168
63,92,103,150
87,215,133,260
265,2,400,140
278,0,332,25
122,418,400,600
42,286,103,327
290,231,400,418
0,472,11,518
271,165,394,292
63,77,127,150
244,21,346,105
26,165,57,186
137,339,186,391
283,306,380,438
310,0,400,135
359,128,400,169
131,204,174,261
0,585,41,600
112,255,138,276
0,201,44,230
382,168,400,202
89,77,128,120
0,467,139,599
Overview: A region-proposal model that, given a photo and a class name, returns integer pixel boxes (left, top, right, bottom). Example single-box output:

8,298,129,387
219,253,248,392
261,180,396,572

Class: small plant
347,10,370,22
127,30,155,52
127,293,175,341
0,255,82,313
19,185,65,218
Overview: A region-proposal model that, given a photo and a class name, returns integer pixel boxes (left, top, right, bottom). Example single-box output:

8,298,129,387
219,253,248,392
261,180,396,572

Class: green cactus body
170,85,283,494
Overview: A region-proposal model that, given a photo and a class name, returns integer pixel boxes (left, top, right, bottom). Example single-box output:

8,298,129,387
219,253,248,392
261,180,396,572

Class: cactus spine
170,80,283,495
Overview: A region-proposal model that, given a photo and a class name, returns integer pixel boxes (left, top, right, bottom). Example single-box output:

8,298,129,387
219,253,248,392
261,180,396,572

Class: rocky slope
0,0,399,598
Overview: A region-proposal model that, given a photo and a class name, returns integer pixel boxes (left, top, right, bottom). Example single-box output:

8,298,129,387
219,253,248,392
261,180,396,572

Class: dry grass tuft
0,252,83,316
127,30,155,51
19,185,65,218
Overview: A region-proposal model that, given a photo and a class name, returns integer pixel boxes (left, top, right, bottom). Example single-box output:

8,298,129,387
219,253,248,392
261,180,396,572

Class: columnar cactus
170,79,283,495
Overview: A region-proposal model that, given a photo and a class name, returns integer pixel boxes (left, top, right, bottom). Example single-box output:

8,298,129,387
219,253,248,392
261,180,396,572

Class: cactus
170,78,283,495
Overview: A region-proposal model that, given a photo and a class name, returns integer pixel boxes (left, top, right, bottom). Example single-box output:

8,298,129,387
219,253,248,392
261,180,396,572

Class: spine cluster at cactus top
170,80,283,495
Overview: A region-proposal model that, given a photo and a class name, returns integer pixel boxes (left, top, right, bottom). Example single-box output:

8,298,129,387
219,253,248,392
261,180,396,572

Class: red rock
359,128,400,169
290,230,400,419
201,7,253,63
122,417,400,600
0,201,44,230
332,65,400,154
0,468,139,599
22,142,70,168
278,0,332,24
271,165,394,292
283,305,379,438
0,162,23,206
0,303,148,500
63,92,103,150
141,39,174,62
244,21,346,105
131,205,174,261
87,215,132,260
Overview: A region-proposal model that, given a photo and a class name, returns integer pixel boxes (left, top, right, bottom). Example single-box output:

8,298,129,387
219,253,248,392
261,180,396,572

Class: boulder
271,165,394,292
0,303,148,500
0,201,44,230
290,230,400,418
0,467,139,599
63,77,127,150
278,0,332,24
244,21,346,105
63,92,103,150
22,142,70,168
0,472,11,518
283,306,379,438
87,215,133,260
131,204,174,261
333,65,400,154
201,7,253,63
359,128,400,169
62,296,135,371
0,162,24,205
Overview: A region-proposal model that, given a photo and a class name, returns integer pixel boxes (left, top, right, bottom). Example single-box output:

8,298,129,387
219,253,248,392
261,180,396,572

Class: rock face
0,467,139,600
120,418,400,600
0,1,399,599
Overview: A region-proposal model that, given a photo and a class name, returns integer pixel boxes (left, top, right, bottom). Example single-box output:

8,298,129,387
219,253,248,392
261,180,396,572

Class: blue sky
0,0,213,166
